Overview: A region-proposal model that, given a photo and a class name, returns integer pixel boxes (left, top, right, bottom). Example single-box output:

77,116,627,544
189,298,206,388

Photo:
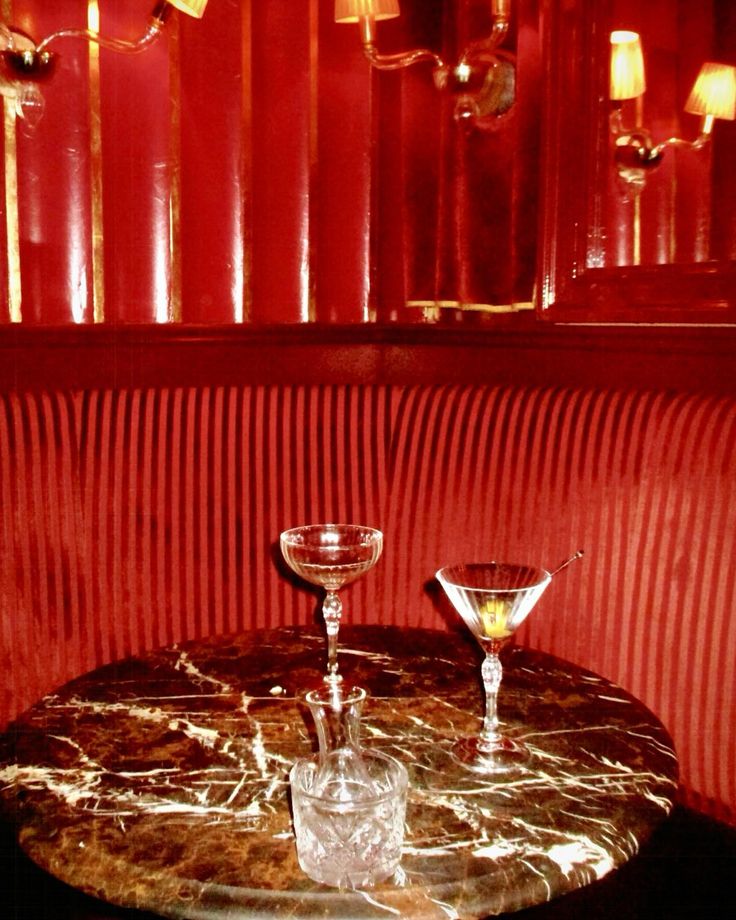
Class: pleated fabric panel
0,386,391,723
385,385,736,824
1,382,735,823
383,385,607,628
75,384,391,647
0,391,89,719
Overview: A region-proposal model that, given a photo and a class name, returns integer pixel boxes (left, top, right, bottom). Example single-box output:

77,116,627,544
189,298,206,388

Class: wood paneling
1,323,736,393
0,1,539,324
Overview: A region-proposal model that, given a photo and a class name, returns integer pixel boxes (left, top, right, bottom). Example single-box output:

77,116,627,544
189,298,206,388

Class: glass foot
418,737,532,795
451,735,530,774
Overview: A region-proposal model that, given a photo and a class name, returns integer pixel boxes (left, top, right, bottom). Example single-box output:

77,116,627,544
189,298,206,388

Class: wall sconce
0,1,207,122
610,30,736,181
335,0,515,125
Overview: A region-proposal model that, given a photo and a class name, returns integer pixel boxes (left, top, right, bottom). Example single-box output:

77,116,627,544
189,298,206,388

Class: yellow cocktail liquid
479,599,513,639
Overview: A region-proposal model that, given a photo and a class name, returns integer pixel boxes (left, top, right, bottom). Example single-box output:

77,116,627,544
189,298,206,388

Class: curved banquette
1,324,735,914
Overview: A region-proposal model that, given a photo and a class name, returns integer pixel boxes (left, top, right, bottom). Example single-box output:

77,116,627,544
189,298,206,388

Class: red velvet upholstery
1,383,735,825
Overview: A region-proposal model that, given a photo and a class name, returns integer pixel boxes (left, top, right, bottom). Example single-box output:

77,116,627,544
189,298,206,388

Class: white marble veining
0,626,679,920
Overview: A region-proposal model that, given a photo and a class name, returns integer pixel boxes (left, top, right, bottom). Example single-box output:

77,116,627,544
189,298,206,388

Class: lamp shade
335,1,400,23
610,31,646,100
685,62,736,121
166,0,208,18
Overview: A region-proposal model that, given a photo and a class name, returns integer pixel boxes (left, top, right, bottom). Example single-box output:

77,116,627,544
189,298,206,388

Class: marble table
0,626,678,919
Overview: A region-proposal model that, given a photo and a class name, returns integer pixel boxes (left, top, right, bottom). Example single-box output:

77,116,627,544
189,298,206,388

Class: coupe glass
436,562,552,773
280,524,383,685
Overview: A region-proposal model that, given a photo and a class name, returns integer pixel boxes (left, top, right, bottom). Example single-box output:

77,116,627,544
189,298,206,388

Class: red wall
0,0,541,324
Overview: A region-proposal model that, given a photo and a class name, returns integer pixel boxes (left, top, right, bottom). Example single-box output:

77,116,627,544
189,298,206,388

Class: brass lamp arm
357,15,443,72
36,1,172,55
362,43,443,71
649,132,712,158
460,18,509,65
609,107,707,167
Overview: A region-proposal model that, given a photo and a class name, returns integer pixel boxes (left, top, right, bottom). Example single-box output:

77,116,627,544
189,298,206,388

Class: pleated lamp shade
167,0,208,19
685,62,736,121
610,31,646,100
335,1,400,24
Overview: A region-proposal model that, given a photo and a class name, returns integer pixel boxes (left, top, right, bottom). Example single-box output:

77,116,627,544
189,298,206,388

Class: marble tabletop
0,626,678,919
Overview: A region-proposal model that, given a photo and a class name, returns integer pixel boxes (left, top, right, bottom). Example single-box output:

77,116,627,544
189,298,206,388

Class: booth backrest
1,382,735,824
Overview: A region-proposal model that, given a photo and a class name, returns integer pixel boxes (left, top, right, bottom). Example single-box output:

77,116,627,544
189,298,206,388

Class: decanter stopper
304,684,376,800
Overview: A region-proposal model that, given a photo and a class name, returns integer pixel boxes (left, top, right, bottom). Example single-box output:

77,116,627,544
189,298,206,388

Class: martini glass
280,524,383,685
436,561,553,773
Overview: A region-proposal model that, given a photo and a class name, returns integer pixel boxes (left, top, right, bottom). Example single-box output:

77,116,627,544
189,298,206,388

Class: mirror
539,0,736,322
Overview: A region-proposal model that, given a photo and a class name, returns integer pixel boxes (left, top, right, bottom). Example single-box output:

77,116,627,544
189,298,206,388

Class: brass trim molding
3,99,21,323
168,12,183,323
88,1,105,323
407,300,535,313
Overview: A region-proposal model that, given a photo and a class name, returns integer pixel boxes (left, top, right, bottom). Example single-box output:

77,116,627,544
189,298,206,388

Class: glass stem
322,590,343,683
478,646,503,753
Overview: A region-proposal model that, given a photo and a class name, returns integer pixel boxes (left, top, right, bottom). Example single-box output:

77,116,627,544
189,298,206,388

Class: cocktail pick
549,549,584,577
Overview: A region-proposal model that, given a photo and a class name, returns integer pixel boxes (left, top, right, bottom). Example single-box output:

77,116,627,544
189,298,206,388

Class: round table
0,626,679,919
